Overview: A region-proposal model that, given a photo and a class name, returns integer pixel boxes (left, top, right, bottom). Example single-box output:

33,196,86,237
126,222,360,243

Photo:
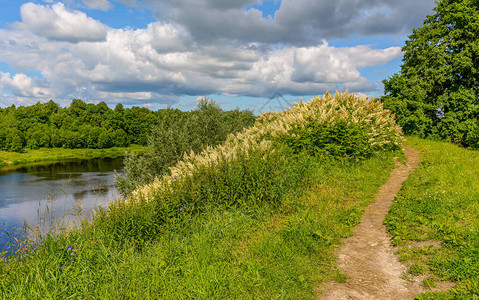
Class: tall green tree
382,0,479,147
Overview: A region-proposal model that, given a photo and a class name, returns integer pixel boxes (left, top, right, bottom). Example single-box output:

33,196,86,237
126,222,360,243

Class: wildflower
180,205,186,212
66,246,71,251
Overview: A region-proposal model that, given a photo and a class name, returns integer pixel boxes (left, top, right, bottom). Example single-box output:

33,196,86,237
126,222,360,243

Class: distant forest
0,99,161,152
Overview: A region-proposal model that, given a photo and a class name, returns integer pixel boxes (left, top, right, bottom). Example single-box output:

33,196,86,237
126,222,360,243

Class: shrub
277,92,402,159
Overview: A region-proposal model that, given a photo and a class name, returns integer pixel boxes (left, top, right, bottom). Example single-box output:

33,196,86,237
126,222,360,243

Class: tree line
0,99,159,152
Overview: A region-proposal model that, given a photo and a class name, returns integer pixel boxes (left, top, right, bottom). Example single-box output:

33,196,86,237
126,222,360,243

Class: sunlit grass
0,92,403,298
0,145,146,170
0,152,398,299
386,137,479,298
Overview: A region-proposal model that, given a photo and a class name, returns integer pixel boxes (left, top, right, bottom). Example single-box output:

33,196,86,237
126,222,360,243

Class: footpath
319,147,422,299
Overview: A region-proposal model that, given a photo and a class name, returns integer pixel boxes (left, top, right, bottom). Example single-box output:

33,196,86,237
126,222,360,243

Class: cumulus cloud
0,19,403,104
18,2,107,43
137,0,435,46
0,72,53,99
0,0,433,107
223,44,401,97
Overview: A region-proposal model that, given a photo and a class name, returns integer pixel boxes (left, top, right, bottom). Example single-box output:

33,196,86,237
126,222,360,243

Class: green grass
0,93,404,298
385,137,479,299
0,146,146,170
0,151,398,299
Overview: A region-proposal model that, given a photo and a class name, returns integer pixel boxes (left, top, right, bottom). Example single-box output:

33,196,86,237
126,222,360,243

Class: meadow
2,92,477,299
0,145,146,170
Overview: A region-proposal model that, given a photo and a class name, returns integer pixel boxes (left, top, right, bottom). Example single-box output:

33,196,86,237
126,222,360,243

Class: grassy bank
386,137,479,299
0,151,398,299
0,145,146,171
0,93,403,298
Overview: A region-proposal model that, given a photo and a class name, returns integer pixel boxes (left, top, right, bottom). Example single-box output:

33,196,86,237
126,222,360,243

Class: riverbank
0,93,405,298
0,146,146,171
0,148,400,298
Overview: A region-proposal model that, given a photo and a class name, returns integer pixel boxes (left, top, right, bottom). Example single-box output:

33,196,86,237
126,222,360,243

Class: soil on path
319,146,422,300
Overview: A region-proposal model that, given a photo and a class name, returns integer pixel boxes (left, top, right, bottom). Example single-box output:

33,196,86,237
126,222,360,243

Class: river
0,157,124,252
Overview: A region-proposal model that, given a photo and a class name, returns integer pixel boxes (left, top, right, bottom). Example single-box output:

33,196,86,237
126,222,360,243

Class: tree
116,99,256,195
4,128,24,152
26,124,51,149
381,0,479,147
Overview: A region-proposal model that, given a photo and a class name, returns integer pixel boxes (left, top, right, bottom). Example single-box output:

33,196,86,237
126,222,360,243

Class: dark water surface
0,157,124,252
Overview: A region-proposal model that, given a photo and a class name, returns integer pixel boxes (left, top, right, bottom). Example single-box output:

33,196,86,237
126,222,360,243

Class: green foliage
0,93,403,298
0,145,146,170
283,121,371,159
386,137,479,297
0,148,398,299
0,99,159,152
113,92,401,244
116,98,256,195
110,145,305,244
277,92,402,159
382,0,479,147
0,127,24,152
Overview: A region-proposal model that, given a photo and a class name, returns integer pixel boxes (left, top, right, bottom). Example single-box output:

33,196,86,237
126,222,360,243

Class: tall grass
101,92,401,245
131,91,401,203
1,151,399,299
0,92,403,299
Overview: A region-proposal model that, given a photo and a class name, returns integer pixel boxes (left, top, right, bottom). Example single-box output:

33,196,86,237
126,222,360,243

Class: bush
277,92,402,159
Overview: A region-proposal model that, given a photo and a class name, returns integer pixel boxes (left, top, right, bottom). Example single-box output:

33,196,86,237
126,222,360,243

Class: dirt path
319,146,422,300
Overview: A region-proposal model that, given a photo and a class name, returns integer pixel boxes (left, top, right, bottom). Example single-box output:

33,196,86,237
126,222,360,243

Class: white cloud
345,46,403,68
0,20,403,105
0,72,53,99
0,1,425,107
128,0,436,46
97,91,152,100
19,2,107,43
224,43,402,97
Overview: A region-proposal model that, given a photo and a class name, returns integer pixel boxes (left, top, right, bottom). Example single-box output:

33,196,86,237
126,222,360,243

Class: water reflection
0,157,124,252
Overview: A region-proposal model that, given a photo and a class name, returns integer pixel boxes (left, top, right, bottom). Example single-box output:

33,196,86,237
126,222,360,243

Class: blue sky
0,0,436,113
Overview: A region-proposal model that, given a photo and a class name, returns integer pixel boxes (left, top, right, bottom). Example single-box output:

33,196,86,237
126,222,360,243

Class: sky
0,0,437,113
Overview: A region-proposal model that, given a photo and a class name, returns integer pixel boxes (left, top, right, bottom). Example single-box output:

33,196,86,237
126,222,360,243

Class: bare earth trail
319,146,422,300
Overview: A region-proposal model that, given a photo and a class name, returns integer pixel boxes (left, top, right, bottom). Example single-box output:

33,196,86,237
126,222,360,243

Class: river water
0,157,124,252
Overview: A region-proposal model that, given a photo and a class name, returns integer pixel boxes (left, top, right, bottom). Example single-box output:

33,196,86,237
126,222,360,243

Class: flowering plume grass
97,92,402,244
130,91,402,204
0,92,406,299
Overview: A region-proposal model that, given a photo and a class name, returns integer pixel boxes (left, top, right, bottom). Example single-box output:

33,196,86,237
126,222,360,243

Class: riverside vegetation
0,146,146,170
0,100,156,152
0,98,255,170
3,0,478,296
0,92,404,298
116,98,256,195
